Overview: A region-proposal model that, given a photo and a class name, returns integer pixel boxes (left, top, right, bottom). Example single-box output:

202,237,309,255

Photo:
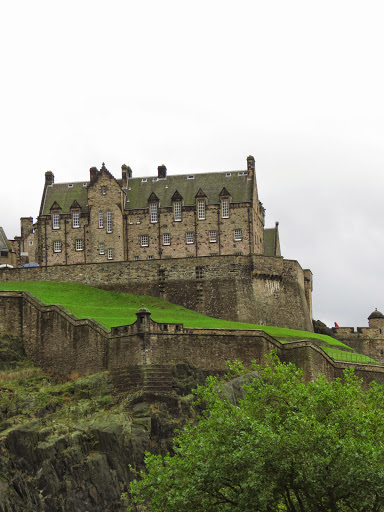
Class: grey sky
1,0,383,328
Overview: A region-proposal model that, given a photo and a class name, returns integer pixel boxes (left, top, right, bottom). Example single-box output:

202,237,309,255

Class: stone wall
2,291,384,387
332,326,384,364
0,254,312,331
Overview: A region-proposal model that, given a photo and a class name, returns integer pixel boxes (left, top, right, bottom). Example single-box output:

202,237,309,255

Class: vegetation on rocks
130,355,384,512
0,334,200,512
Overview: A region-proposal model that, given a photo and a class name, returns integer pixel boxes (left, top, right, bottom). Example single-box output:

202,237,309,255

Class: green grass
321,347,378,364
0,281,353,349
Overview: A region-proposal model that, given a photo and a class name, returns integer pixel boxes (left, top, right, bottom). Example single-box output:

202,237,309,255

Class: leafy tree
129,355,384,512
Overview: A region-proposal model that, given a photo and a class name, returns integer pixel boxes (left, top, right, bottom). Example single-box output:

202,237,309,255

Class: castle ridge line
2,156,313,331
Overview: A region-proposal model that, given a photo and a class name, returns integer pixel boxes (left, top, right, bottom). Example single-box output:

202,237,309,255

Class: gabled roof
39,168,254,215
264,227,280,257
0,227,11,252
126,170,253,209
148,192,159,203
41,182,89,215
195,188,207,198
70,200,81,209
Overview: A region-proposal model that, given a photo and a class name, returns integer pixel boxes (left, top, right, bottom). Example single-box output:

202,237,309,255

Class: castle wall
1,291,384,387
332,326,384,364
0,254,312,331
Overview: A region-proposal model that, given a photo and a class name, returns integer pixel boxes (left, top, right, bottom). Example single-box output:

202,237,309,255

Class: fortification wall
332,327,384,364
1,291,384,387
0,254,312,331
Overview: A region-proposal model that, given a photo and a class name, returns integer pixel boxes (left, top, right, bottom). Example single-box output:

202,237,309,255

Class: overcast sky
1,0,383,328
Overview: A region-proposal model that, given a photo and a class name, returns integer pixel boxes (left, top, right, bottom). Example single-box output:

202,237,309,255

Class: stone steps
112,364,173,394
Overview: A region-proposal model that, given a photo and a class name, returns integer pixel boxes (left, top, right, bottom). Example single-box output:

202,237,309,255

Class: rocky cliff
0,335,208,512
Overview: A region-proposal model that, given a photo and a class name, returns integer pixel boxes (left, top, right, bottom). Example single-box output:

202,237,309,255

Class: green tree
129,356,384,512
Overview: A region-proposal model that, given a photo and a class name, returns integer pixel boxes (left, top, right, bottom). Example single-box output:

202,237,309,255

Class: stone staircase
111,364,174,394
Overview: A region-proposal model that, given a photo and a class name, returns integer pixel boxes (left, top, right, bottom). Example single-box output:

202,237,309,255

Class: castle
36,156,274,265
1,156,313,331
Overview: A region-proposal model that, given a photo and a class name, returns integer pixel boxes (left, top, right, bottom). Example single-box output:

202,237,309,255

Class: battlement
1,290,384,387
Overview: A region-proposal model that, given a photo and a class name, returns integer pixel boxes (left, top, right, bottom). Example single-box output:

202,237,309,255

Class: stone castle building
34,156,279,266
1,156,313,331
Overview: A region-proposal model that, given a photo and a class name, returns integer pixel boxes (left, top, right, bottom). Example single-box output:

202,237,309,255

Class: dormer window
148,192,159,223
150,202,158,223
52,213,60,230
197,199,205,220
174,201,182,221
72,211,80,228
221,198,229,218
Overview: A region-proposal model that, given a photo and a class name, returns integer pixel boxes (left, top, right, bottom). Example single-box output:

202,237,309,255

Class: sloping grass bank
0,282,374,362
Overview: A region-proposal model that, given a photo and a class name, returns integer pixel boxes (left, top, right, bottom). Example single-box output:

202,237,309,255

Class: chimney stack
158,165,167,179
247,155,255,178
45,171,54,186
122,164,132,185
90,166,98,184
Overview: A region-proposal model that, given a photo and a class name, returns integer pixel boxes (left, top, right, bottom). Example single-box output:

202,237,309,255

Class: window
52,213,60,229
141,235,149,247
150,202,158,223
136,217,141,224
234,229,242,241
99,243,105,255
174,201,182,221
98,211,104,229
197,199,205,220
129,217,133,224
29,241,33,246
101,186,107,195
209,230,217,242
134,256,139,261
53,241,62,253
72,211,80,228
186,232,194,244
75,239,83,251
222,198,229,218
107,248,113,260
163,233,171,245
148,255,153,260
106,211,112,233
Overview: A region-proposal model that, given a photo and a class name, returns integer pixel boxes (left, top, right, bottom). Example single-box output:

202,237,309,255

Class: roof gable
50,201,62,211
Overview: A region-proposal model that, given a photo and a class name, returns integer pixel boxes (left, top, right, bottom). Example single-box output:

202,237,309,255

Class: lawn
0,281,362,353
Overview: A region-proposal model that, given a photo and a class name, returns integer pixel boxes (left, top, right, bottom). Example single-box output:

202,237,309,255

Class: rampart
0,254,313,331
1,291,384,387
332,326,384,364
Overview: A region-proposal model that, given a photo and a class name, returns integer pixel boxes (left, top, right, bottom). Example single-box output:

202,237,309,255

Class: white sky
1,0,383,328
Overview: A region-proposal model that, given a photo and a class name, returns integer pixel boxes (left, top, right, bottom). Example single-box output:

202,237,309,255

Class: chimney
158,165,167,179
45,171,54,186
122,164,132,185
90,166,98,184
247,155,255,178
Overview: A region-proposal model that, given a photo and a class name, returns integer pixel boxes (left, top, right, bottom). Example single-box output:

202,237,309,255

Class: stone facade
34,156,272,266
1,290,383,387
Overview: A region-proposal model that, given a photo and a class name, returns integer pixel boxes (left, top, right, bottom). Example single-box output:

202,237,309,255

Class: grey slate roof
0,227,11,252
125,171,253,209
41,182,89,215
264,228,277,256
40,170,253,215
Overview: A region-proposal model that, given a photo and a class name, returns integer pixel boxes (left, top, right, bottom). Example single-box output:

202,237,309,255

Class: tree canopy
129,356,384,512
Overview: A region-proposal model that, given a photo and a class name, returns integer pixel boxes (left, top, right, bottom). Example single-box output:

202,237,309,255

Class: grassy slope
0,281,376,362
